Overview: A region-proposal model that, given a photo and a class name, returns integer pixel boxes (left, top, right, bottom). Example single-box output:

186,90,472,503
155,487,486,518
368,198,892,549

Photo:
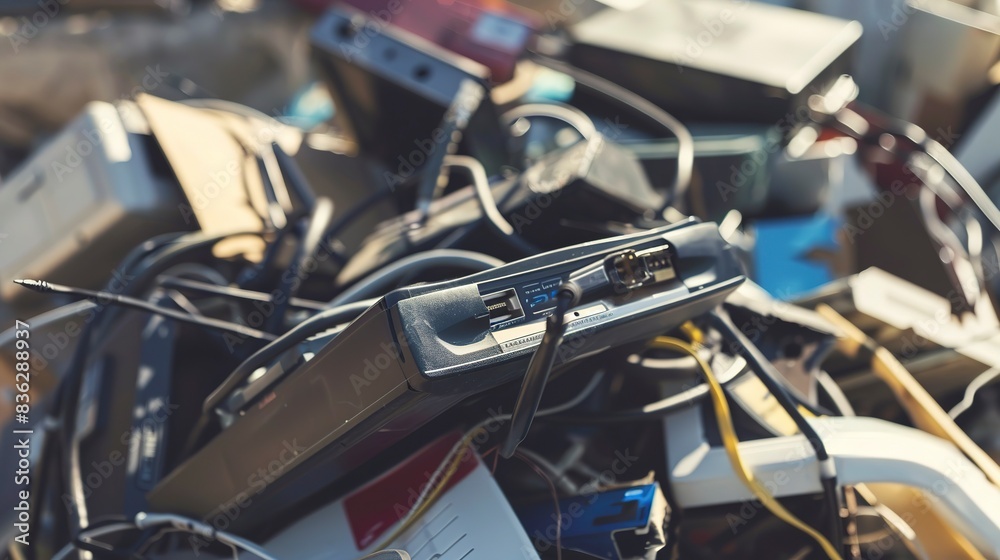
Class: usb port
608,246,676,289
482,289,524,325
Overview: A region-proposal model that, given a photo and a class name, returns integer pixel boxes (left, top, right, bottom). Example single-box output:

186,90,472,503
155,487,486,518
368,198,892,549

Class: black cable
414,79,484,222
265,197,334,333
708,308,843,552
528,52,694,214
542,384,710,424
157,276,327,310
327,250,503,307
13,279,276,341
500,286,581,458
44,231,267,552
272,142,317,210
40,233,232,552
184,298,376,457
202,297,373,412
501,243,679,457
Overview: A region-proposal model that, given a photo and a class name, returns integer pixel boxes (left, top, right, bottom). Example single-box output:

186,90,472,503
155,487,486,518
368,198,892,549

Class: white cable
950,366,1000,419
502,102,598,142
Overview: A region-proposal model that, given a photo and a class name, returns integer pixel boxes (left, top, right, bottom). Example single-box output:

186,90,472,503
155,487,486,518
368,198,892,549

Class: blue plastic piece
516,483,661,559
753,213,840,299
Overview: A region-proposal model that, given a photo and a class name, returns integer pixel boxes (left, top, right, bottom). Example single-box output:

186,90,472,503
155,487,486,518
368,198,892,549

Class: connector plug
606,245,675,290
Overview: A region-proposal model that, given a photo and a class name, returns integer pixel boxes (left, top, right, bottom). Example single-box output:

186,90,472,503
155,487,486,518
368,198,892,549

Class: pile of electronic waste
4,0,1000,559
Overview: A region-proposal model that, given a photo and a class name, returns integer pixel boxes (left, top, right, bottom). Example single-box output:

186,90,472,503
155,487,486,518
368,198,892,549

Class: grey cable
444,155,516,236
327,250,504,307
52,514,281,560
442,155,541,254
51,522,136,560
135,513,278,559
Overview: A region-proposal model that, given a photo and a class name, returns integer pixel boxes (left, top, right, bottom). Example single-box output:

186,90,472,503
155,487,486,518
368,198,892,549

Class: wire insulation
442,155,540,254
650,336,843,560
528,53,695,215
950,366,1000,419
328,250,503,307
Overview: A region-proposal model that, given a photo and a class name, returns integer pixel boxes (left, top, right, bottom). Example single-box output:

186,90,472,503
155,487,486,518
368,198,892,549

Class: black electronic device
148,220,744,528
568,0,861,125
310,6,511,180
335,133,665,285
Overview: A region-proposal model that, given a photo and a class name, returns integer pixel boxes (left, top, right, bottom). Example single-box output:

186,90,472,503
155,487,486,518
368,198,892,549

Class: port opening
482,288,524,325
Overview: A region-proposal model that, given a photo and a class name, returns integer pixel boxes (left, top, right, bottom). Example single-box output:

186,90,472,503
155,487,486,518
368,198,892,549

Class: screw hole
413,64,432,81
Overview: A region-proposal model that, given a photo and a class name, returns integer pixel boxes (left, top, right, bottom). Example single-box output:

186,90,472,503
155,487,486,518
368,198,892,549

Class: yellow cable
650,335,844,560
372,428,483,552
679,321,705,346
815,304,1000,488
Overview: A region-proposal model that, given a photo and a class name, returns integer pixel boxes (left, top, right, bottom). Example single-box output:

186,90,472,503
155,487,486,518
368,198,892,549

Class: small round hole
337,21,357,39
782,341,803,360
573,312,580,317
413,64,432,81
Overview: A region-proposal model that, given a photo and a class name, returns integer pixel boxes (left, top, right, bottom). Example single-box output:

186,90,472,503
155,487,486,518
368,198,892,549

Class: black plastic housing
147,220,744,527
310,7,511,178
